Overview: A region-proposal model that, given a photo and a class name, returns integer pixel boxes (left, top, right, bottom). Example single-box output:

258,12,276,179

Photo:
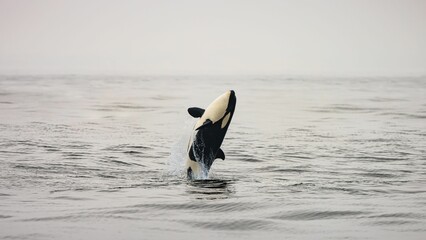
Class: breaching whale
185,90,237,179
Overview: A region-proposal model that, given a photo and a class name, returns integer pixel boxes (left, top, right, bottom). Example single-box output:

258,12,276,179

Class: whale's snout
227,90,236,113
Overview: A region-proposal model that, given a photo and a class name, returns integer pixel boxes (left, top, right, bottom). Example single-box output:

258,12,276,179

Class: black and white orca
186,90,237,179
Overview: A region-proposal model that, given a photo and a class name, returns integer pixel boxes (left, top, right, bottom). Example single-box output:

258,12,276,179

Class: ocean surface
0,75,425,240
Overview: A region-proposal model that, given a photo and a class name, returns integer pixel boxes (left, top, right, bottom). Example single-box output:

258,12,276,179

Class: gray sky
0,0,425,76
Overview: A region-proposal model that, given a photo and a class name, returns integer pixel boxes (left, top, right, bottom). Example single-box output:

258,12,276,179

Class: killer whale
185,90,237,179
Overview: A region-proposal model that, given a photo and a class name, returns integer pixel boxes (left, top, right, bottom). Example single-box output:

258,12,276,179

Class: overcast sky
0,0,425,76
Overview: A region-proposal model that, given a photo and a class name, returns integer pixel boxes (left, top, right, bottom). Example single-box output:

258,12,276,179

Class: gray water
0,75,425,240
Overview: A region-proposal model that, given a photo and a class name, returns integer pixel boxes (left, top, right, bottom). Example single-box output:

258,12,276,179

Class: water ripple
270,210,367,220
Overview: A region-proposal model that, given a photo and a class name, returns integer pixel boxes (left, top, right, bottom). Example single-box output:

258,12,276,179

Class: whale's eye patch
221,112,231,128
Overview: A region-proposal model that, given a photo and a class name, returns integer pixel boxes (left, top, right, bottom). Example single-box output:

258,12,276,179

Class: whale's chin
187,164,209,180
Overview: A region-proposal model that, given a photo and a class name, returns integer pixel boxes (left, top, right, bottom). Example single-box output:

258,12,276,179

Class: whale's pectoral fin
196,119,212,130
188,107,205,118
216,148,225,160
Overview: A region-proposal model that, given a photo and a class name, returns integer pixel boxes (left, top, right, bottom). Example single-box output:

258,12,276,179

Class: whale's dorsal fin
216,148,225,161
188,107,205,118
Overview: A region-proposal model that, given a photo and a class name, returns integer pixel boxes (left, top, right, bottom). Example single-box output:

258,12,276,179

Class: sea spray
166,116,195,177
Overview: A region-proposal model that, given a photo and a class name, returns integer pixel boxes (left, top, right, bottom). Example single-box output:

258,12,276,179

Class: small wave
281,154,313,160
104,144,152,152
41,145,60,152
309,104,388,113
151,95,184,101
369,220,418,226
21,215,75,222
188,179,232,189
0,150,31,155
237,157,263,162
13,164,47,170
342,156,407,162
271,210,366,221
49,187,92,193
379,112,426,119
1,233,47,240
184,179,235,199
369,97,407,102
52,196,93,201
359,172,397,178
122,150,142,154
97,174,117,179
127,145,152,149
185,219,273,231
62,143,92,150
392,189,426,194
127,200,263,213
63,152,88,157
272,168,306,173
320,186,366,195
110,160,132,165
94,103,157,112
368,212,424,219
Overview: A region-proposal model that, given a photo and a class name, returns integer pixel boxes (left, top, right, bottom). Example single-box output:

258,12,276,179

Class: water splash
166,116,195,177
167,115,216,180
193,140,215,180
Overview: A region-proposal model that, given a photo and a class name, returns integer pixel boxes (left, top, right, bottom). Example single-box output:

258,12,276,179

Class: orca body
186,90,236,179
